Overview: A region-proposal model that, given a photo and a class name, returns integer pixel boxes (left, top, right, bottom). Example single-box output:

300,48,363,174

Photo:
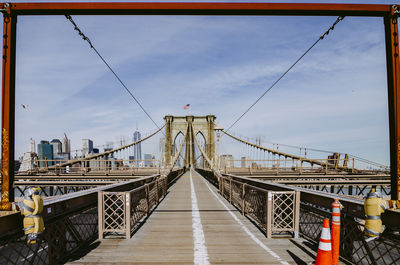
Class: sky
5,0,398,167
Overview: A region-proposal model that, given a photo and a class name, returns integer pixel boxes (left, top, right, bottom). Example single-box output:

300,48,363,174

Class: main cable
65,15,161,131
226,16,345,131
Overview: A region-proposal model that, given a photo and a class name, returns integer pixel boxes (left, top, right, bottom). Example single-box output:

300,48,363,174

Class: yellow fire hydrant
364,187,388,238
20,187,44,244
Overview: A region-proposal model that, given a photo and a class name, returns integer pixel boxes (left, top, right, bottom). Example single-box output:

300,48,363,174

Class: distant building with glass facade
38,140,54,167
133,130,142,166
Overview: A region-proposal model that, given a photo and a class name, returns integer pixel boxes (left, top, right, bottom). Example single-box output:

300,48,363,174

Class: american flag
184,104,190,109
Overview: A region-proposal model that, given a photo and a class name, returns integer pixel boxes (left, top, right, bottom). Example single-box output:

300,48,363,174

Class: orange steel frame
0,2,399,210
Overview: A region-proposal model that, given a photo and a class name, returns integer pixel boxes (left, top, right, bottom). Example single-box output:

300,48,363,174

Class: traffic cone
315,218,333,265
331,199,342,265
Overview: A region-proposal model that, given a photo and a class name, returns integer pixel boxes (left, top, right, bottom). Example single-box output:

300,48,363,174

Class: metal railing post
98,191,104,239
146,185,150,215
156,180,159,202
241,183,246,215
266,191,272,238
221,177,225,196
294,191,300,238
229,178,232,203
125,192,131,239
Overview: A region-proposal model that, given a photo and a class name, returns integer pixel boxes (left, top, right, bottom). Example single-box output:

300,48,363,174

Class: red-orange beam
385,8,400,200
6,2,393,17
0,4,16,210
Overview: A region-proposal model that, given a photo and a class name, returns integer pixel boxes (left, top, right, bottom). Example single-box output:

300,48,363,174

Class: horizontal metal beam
274,179,390,185
12,180,118,186
14,175,144,180
5,2,394,16
237,173,390,179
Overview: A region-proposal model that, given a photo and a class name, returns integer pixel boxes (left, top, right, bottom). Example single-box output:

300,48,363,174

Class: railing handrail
0,174,160,239
222,173,399,230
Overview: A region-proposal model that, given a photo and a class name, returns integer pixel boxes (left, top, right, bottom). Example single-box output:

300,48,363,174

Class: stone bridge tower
164,115,216,168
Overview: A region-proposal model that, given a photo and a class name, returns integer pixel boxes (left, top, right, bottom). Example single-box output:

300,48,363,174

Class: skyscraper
37,140,54,167
29,138,36,153
133,130,142,166
62,133,71,155
82,139,94,156
50,139,62,157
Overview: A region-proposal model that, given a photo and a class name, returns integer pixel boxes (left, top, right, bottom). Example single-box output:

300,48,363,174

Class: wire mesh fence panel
231,181,243,209
130,186,148,230
222,178,230,200
0,206,97,265
300,203,400,265
244,185,267,229
148,182,158,209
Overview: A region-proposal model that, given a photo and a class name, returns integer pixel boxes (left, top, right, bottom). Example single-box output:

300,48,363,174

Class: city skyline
20,128,160,161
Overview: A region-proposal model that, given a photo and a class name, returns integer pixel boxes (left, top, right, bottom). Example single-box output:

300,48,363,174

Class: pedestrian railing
219,175,300,238
98,177,167,239
199,168,400,265
0,174,164,265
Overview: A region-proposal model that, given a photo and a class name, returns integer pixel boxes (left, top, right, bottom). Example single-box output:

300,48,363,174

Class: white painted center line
202,177,290,265
190,170,210,265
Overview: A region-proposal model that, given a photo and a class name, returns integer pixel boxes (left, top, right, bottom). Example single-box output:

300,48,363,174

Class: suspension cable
65,15,161,130
226,16,345,131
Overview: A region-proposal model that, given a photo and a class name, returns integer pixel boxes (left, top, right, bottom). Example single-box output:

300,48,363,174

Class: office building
82,139,94,155
62,133,71,155
133,130,142,166
29,138,36,153
37,140,54,167
50,139,62,157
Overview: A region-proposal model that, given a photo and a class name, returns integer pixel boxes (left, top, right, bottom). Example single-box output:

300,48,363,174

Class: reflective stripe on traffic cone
331,199,342,265
315,218,333,265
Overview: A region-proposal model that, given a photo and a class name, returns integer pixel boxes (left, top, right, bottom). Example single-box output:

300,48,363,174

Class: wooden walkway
69,169,319,264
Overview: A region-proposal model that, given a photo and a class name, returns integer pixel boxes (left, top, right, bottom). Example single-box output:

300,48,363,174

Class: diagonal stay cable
65,15,161,131
226,16,345,131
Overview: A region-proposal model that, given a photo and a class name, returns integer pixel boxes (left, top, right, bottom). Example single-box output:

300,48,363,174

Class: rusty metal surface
385,7,400,201
0,4,16,211
5,2,394,16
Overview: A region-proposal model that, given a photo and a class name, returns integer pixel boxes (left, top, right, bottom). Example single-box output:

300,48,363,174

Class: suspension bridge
1,2,400,265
